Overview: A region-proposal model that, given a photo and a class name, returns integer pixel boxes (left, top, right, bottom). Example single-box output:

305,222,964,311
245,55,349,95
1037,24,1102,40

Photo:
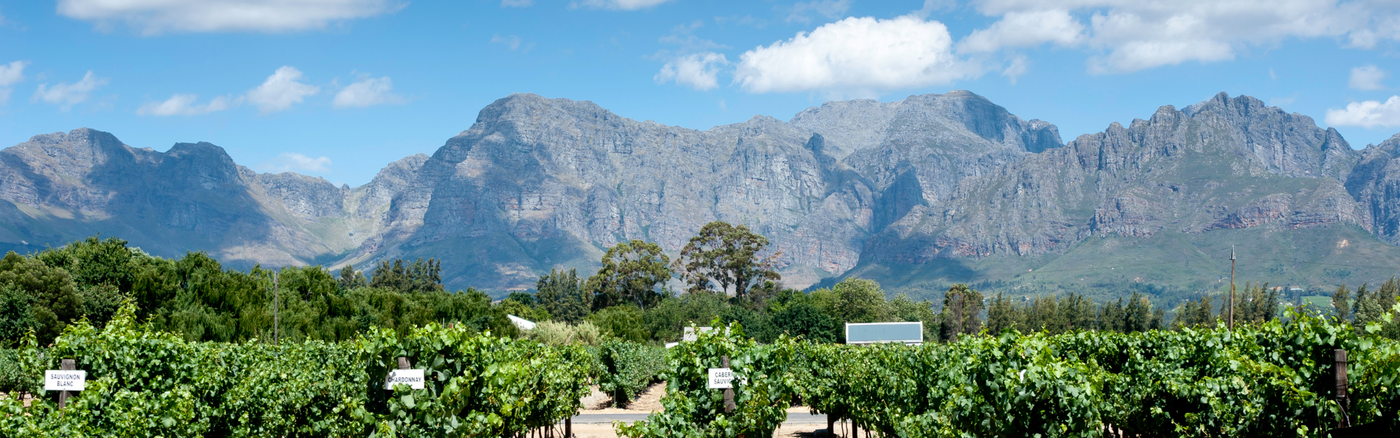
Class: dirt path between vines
571,382,829,437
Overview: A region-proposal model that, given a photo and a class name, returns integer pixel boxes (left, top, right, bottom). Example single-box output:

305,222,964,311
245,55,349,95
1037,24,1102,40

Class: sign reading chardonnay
384,369,425,390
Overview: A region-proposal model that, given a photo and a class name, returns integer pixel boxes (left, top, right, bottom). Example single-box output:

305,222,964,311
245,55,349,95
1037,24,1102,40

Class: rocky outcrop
0,129,403,267
861,94,1368,265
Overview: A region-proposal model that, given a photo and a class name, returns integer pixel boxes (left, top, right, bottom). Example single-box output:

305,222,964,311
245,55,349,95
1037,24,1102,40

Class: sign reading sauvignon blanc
45,370,87,391
384,369,425,390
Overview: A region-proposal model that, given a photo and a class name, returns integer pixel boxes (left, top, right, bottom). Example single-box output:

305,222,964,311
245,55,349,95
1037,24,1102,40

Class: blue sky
1,0,1398,186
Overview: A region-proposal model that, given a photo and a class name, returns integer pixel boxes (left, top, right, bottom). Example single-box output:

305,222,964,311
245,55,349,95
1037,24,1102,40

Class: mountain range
4,91,1400,303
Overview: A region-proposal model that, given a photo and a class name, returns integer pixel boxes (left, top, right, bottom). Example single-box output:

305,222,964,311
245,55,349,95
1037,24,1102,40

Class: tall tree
830,278,888,324
939,284,983,342
337,265,368,291
536,268,590,323
1123,292,1152,333
985,293,1020,334
589,240,671,311
674,221,781,300
370,258,443,293
1332,283,1352,322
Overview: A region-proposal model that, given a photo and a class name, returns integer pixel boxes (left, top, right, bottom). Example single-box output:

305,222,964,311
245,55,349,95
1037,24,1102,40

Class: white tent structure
507,314,537,331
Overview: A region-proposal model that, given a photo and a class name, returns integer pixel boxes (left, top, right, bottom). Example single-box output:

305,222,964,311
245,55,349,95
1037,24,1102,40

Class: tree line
7,221,1387,348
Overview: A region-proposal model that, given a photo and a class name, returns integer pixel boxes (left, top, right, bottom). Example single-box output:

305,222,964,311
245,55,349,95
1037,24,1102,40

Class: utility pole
274,269,280,345
1229,246,1236,331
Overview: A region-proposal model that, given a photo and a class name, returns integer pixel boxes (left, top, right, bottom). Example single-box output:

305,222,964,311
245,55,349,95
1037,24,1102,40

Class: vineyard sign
45,370,86,391
707,368,734,389
845,321,923,345
384,369,425,389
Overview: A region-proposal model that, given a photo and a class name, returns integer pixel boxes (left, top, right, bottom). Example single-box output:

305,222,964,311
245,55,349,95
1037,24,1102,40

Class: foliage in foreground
619,309,1400,438
0,302,590,437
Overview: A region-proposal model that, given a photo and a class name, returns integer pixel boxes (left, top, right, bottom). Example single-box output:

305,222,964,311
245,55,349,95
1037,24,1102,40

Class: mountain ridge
3,91,1400,304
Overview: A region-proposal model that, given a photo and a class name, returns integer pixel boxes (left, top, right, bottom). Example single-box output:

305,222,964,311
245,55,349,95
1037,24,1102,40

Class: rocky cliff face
0,129,393,267
3,91,1400,297
341,91,1060,289
862,94,1367,265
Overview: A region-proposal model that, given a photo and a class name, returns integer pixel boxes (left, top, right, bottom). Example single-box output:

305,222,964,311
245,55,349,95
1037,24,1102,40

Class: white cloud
33,71,108,110
1350,64,1387,90
259,152,332,173
958,9,1083,53
963,0,1400,74
57,0,405,35
501,0,533,6
333,75,402,108
571,0,673,10
491,34,528,51
0,61,27,104
0,61,25,87
785,0,852,24
656,52,729,91
137,94,238,116
1001,55,1028,84
246,66,319,113
1325,96,1400,128
733,15,976,96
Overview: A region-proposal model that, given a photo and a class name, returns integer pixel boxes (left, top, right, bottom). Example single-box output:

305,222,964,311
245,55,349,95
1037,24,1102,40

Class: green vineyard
4,302,1398,437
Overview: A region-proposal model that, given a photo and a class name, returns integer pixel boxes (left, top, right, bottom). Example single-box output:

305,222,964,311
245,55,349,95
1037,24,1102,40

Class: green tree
674,221,780,300
588,240,671,311
768,299,839,343
0,251,82,344
589,305,648,342
641,291,727,342
887,293,938,341
1123,292,1154,333
829,278,889,324
369,258,443,293
0,285,36,345
337,264,367,291
1060,293,1096,331
536,268,591,323
1098,299,1125,332
985,293,1020,333
1332,283,1353,322
1172,295,1215,329
939,284,983,342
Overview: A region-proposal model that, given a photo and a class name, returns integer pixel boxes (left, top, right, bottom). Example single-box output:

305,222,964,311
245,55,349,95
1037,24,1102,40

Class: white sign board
384,369,425,390
45,370,86,391
707,368,735,389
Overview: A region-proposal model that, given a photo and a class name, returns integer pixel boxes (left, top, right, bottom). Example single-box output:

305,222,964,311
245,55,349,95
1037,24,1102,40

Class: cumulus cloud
33,71,108,110
0,61,28,104
57,0,405,35
259,152,332,173
1326,96,1400,128
137,94,238,116
963,0,1400,74
1351,65,1387,90
958,9,1083,53
247,66,319,113
333,75,403,108
733,15,975,96
571,0,672,10
785,0,852,24
656,52,729,91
